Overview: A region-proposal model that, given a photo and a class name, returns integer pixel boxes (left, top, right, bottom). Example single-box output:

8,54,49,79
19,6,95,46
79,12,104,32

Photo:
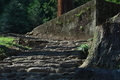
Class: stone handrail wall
28,0,120,40
28,0,96,40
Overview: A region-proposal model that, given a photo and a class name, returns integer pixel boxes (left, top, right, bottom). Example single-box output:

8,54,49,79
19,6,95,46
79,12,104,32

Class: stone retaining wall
28,0,120,40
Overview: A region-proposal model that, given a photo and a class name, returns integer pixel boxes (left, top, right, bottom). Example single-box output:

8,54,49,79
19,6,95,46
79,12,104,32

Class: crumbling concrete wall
28,0,120,40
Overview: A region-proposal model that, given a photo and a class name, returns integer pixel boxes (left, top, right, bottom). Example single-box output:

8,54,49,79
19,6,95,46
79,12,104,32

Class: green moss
79,26,83,30
75,6,91,18
65,19,72,25
75,10,85,17
0,36,32,60
56,21,63,25
0,36,31,49
67,20,71,23
92,4,96,7
105,0,120,4
86,7,90,10
0,36,15,47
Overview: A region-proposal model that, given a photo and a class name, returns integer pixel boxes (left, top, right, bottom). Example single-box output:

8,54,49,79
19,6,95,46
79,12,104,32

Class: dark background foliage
0,0,119,34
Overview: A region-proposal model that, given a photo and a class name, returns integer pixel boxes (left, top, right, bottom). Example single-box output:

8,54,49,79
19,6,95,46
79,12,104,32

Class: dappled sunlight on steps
0,35,87,80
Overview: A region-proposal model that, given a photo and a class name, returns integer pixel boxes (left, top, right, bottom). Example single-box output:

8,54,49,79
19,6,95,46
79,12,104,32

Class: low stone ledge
74,68,120,80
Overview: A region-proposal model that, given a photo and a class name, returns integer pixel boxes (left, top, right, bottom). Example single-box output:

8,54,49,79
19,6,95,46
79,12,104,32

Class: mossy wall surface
29,0,120,40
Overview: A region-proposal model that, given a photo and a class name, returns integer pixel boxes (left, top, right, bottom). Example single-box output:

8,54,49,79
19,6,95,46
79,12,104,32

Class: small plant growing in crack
79,26,83,30
87,38,93,41
77,43,89,53
77,38,93,52
86,7,90,10
75,10,85,17
67,20,71,22
56,21,63,25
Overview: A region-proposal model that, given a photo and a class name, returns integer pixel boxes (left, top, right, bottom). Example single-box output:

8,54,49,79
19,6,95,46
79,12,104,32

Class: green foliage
67,20,71,22
56,21,63,25
0,36,15,47
77,38,93,52
0,0,57,34
0,0,119,34
86,7,90,10
0,0,31,34
77,43,89,52
79,26,83,30
27,0,57,27
0,0,91,34
75,10,85,17
0,36,31,49
87,38,93,41
0,48,4,52
0,0,11,15
0,36,32,60
27,0,41,26
105,0,120,4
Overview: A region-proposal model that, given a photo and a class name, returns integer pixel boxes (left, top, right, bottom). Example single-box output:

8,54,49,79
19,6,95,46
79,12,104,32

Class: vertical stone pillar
96,0,120,25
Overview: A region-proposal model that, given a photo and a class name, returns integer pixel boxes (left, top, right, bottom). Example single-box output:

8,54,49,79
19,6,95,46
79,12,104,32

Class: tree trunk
80,13,120,69
57,0,63,17
57,0,74,17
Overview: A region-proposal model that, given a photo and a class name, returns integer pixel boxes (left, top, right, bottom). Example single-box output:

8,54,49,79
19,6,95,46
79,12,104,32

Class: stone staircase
0,36,87,80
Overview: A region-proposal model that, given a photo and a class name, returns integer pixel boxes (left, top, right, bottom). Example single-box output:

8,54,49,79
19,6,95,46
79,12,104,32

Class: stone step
1,59,83,68
0,35,87,80
0,71,74,80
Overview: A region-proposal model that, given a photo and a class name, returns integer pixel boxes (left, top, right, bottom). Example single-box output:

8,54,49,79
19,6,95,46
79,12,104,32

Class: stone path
0,34,87,80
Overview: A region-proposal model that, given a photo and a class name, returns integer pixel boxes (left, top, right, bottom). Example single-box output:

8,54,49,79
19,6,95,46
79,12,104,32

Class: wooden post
57,0,74,17
57,0,63,17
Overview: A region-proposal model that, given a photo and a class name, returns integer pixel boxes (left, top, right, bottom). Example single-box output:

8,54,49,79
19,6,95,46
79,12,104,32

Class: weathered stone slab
59,62,78,68
74,68,120,80
27,67,55,73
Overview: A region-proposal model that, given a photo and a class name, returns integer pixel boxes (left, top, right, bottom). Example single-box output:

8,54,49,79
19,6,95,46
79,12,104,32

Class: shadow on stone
74,68,120,80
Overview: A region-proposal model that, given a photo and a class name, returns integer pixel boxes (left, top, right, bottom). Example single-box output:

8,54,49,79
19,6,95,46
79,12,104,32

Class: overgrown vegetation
77,37,93,53
0,36,31,60
105,0,120,3
75,10,85,17
0,36,31,49
0,0,57,34
77,43,89,53
0,36,15,47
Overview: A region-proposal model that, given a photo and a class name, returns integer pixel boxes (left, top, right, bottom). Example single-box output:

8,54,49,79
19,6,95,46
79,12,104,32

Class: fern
77,43,89,52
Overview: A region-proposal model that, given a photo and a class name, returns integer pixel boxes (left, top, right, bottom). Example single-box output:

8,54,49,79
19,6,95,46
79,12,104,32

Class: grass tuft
0,36,31,60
